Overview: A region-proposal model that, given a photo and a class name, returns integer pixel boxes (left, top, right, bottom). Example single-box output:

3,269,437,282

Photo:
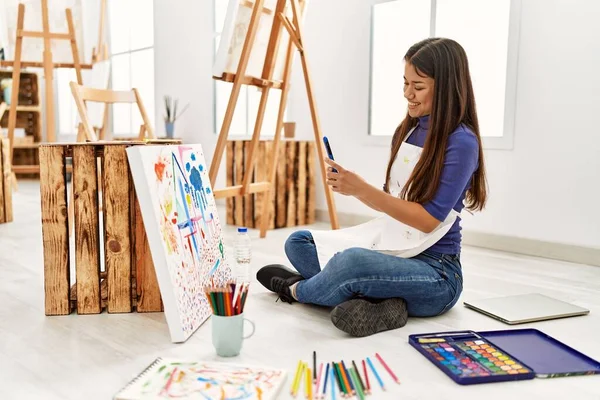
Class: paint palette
409,331,535,385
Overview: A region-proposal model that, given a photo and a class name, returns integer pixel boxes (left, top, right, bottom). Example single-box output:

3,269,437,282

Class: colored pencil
340,360,354,394
291,360,303,395
332,363,346,397
350,368,365,400
306,366,312,400
375,353,400,384
224,287,232,316
362,359,371,394
293,362,305,397
330,365,336,400
322,363,330,398
338,362,352,396
313,351,317,383
352,360,366,394
316,362,323,399
366,357,385,391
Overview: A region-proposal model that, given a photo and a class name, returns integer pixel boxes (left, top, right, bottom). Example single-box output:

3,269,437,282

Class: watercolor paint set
409,328,600,385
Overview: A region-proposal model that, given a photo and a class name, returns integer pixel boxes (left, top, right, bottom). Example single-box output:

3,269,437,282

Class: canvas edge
126,145,187,343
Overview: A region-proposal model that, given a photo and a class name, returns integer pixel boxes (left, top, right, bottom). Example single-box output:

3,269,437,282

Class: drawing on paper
127,145,232,343
115,358,287,400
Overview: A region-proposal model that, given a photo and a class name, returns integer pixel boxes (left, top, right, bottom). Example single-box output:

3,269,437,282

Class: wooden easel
1,0,102,175
211,0,339,238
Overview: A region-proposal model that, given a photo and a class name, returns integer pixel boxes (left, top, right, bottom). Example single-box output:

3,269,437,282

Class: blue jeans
284,230,463,317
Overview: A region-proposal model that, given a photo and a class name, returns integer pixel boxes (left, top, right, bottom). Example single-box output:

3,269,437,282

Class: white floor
1,181,600,400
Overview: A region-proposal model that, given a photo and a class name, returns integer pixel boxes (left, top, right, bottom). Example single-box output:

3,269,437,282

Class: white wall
154,0,600,249
287,0,600,249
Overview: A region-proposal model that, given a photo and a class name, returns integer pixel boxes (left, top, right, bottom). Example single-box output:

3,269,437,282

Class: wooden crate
0,138,13,224
225,140,316,229
39,140,180,316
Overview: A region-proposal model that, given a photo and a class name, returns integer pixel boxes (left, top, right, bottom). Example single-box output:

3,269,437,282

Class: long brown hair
384,38,487,212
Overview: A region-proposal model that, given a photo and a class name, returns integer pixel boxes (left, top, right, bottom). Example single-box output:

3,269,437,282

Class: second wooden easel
211,0,339,238
2,0,107,175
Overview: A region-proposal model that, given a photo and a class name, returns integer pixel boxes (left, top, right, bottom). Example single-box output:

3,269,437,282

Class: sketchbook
114,358,287,400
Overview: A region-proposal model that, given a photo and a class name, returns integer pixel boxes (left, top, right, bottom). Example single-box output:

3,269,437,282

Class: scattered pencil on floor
376,352,400,384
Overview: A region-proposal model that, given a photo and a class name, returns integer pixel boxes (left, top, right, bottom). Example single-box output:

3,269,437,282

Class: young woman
257,38,487,337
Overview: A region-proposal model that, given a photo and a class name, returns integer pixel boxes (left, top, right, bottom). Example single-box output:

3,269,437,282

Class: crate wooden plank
103,145,132,313
234,141,244,226
133,194,163,312
276,142,287,228
39,146,71,315
243,141,254,228
286,142,297,227
296,142,307,226
0,139,6,222
253,142,266,228
226,141,234,225
306,142,316,224
73,146,102,314
265,141,275,230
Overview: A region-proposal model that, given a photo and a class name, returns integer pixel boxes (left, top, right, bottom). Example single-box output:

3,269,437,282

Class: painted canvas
114,358,287,400
0,0,86,63
213,0,298,80
127,144,232,343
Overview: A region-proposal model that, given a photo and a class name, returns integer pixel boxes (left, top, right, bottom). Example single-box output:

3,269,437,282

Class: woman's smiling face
404,62,434,118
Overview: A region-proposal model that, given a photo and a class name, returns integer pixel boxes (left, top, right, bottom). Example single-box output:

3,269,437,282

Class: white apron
309,127,461,267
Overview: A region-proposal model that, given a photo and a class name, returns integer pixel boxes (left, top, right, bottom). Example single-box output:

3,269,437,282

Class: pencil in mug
375,352,400,384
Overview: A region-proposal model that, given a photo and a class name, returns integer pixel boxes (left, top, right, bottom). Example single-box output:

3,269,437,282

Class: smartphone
323,136,337,173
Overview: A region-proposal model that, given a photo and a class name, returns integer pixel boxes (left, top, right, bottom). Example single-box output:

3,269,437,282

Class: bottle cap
237,227,248,233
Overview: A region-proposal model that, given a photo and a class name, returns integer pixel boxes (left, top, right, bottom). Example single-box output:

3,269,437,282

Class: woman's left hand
324,158,368,196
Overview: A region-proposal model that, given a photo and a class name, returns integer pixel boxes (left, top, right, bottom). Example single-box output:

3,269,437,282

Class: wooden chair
69,82,155,142
67,83,156,236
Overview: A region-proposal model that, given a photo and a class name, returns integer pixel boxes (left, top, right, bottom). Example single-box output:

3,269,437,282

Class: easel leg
7,4,24,167
259,40,296,238
291,0,339,230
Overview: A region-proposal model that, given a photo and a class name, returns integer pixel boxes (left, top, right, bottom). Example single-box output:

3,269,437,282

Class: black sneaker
256,264,304,304
330,297,408,337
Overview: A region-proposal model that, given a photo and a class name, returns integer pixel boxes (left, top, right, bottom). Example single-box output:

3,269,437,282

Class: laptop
463,293,590,325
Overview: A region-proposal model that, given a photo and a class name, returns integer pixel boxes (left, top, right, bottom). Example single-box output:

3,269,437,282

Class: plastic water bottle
234,227,252,283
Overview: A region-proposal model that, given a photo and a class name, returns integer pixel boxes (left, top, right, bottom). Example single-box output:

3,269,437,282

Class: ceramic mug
211,313,255,357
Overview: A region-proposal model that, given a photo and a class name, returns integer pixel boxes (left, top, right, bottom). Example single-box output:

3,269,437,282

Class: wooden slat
306,142,316,224
0,139,6,223
39,146,70,315
214,182,271,199
276,142,287,228
133,195,163,312
2,138,11,222
226,141,234,225
103,146,132,313
254,142,266,228
286,141,297,227
234,141,244,226
0,60,93,69
11,165,40,174
265,141,276,230
213,73,283,90
73,146,102,314
296,141,307,225
243,141,254,228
